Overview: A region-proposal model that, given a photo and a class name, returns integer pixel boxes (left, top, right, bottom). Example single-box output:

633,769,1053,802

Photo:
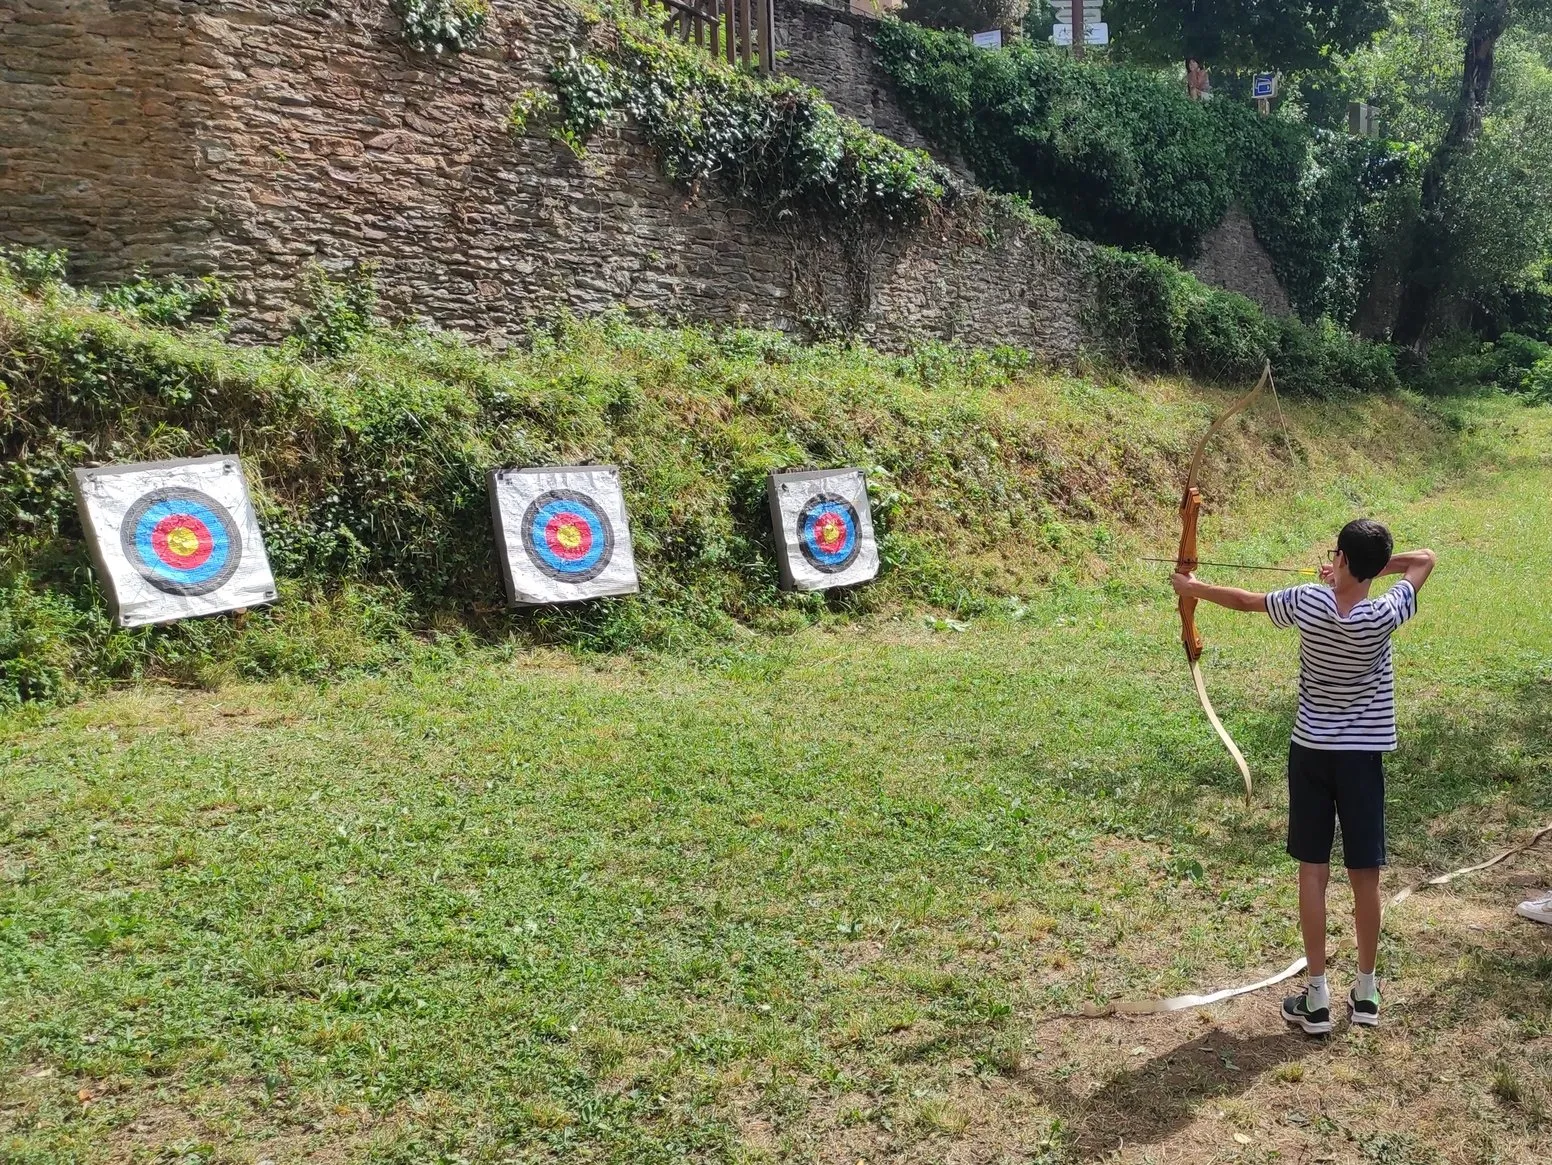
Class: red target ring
150,513,215,570
543,511,594,561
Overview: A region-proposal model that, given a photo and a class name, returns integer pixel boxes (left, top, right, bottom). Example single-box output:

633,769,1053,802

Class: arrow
1141,556,1318,576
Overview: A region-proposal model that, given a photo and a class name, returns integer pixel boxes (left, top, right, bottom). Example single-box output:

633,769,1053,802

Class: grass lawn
3,411,1550,1164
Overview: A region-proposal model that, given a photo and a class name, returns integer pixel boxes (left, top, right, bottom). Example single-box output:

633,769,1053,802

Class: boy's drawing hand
1319,562,1336,585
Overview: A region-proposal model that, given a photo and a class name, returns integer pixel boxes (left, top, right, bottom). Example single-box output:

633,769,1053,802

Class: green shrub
290,264,379,358
99,271,227,327
872,20,1415,324
1088,246,1396,394
1524,358,1552,405
1,247,68,294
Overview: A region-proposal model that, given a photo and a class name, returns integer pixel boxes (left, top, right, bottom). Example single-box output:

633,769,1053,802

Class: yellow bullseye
556,522,583,551
166,525,200,558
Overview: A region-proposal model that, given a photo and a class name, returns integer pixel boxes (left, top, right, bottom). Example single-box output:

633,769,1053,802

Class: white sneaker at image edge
1515,895,1552,925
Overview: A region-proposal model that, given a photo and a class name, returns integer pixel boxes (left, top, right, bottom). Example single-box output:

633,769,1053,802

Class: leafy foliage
901,0,1031,32
392,0,490,55
872,20,1412,322
1089,247,1400,394
99,270,228,327
1106,0,1389,71
290,264,380,359
546,23,950,230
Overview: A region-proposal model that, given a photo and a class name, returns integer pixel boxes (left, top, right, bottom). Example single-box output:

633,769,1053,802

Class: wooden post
740,0,752,67
724,0,735,64
759,0,774,73
709,0,719,57
1072,0,1084,61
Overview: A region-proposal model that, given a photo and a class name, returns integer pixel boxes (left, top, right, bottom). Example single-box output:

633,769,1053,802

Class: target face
797,493,862,573
768,467,879,593
120,487,243,596
520,489,615,583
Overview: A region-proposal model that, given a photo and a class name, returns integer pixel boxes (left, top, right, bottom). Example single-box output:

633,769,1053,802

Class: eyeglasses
1326,548,1342,562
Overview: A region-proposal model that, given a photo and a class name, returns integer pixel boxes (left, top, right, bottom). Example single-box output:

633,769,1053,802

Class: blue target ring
797,493,861,573
521,489,614,583
120,487,242,596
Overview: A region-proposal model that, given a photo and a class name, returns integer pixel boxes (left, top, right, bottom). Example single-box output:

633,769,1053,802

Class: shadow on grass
1030,1028,1320,1159
1027,834,1552,1159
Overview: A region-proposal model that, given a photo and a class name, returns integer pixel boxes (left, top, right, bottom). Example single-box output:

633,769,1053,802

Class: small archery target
797,494,862,574
121,488,242,596
522,490,614,583
490,466,638,605
71,455,276,628
769,468,879,592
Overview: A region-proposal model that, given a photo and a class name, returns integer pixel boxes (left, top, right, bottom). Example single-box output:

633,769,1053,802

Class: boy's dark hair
1338,519,1393,581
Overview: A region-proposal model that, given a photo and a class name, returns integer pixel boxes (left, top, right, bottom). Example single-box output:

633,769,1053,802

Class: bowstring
1266,364,1298,468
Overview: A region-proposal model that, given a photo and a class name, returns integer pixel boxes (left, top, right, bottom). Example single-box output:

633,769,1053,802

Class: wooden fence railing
633,0,777,74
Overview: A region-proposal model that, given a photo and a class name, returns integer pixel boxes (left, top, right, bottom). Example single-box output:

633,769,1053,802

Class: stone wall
0,0,1278,356
1189,206,1292,317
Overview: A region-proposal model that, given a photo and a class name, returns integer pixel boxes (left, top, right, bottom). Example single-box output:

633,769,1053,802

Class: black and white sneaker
1281,990,1333,1035
1348,985,1380,1027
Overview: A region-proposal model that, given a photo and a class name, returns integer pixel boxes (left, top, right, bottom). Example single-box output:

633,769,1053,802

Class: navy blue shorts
1286,742,1387,869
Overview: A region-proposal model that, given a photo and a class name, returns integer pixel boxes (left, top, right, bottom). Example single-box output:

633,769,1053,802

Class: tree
1392,0,1552,345
1106,0,1390,72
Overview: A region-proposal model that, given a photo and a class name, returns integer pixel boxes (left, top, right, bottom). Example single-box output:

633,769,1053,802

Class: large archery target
121,488,242,596
71,456,277,628
490,466,638,605
769,468,879,592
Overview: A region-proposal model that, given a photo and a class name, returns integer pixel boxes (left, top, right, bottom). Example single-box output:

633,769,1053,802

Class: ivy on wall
872,19,1416,325
540,23,952,232
392,0,491,56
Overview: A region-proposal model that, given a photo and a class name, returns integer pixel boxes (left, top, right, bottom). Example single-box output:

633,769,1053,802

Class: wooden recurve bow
1175,361,1272,804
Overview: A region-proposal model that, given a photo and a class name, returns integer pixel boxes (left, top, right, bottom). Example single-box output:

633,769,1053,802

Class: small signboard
1051,21,1108,46
1253,72,1277,100
972,29,1003,49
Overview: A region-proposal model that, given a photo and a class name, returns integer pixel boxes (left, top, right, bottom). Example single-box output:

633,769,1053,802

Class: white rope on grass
1071,819,1552,1018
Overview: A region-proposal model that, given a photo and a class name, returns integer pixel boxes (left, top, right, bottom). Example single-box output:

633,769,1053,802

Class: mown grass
2,411,1548,1163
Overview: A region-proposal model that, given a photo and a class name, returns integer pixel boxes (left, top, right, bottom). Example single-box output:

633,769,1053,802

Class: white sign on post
1051,22,1073,45
972,29,1003,49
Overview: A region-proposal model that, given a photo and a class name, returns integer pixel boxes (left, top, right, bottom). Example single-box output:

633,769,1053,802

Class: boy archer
1172,520,1436,1033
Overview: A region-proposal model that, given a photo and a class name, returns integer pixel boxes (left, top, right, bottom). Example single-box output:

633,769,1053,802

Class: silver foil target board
767,468,880,592
489,465,639,605
70,455,277,628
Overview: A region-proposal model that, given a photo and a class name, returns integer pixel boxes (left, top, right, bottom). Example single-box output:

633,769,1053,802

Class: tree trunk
1392,1,1511,348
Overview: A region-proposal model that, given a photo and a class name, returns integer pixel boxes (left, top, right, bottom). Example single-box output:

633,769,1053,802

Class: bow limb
1174,360,1270,804
1191,659,1253,803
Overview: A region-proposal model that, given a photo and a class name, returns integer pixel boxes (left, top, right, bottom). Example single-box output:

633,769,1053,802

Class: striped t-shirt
1265,580,1418,751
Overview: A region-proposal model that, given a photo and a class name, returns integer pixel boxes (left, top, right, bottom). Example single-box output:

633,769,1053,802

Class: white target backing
768,468,880,592
71,455,277,628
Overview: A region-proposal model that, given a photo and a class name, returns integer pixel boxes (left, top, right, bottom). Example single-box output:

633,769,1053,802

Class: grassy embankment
3,273,1551,1162
0,276,1481,705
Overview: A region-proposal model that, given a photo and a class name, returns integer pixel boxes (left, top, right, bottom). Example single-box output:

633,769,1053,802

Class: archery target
71,455,276,628
768,468,879,592
490,466,638,605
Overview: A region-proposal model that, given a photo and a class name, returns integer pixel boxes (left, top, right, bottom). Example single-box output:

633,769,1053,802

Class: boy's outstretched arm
1380,548,1437,592
1171,572,1269,613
